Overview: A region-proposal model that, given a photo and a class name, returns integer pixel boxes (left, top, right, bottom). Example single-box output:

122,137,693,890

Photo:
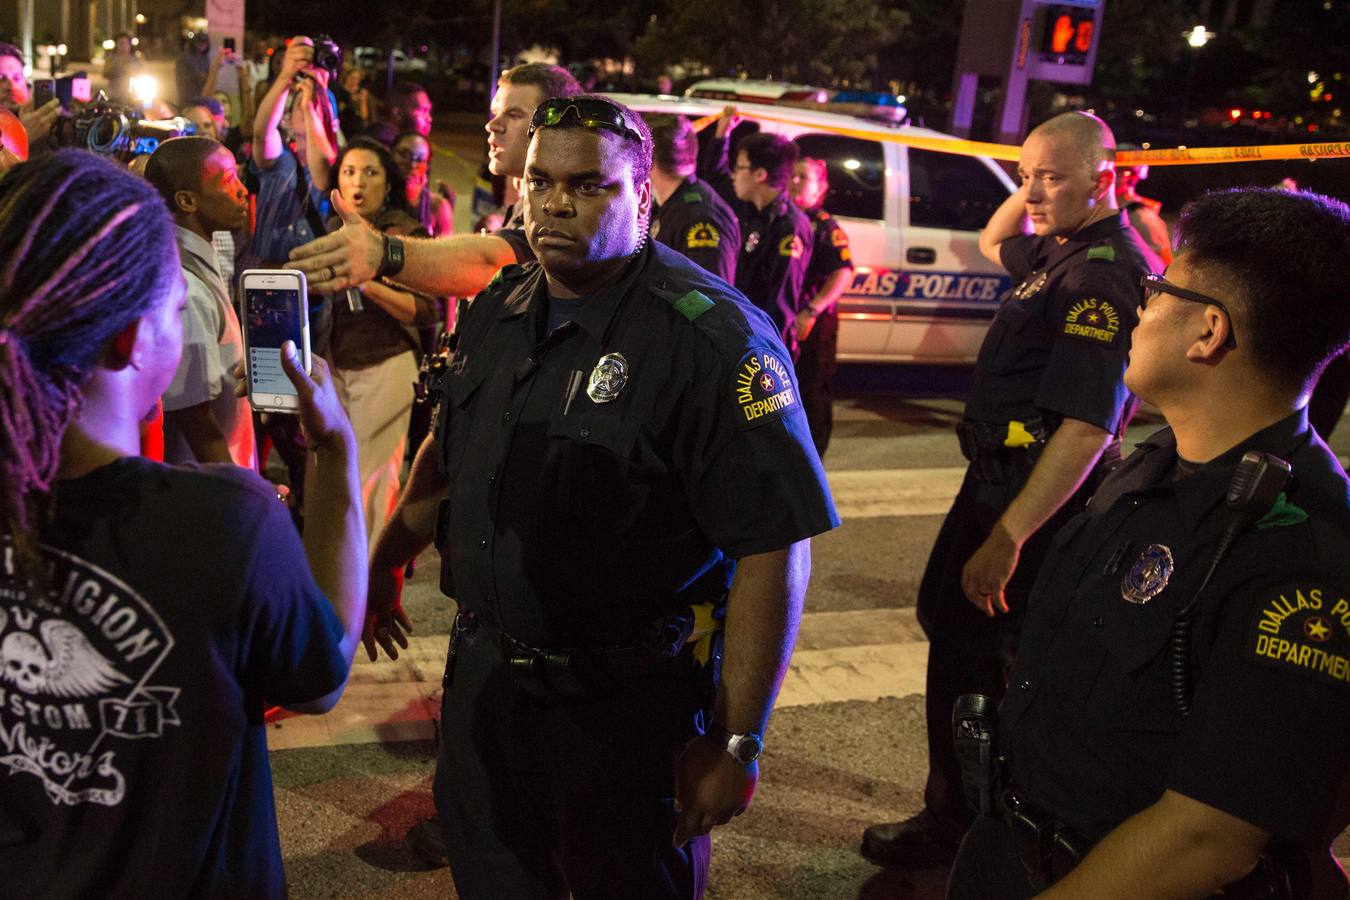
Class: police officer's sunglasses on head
1139,273,1238,349
527,98,646,144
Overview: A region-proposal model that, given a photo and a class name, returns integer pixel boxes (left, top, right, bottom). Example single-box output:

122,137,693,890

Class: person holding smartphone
0,150,366,897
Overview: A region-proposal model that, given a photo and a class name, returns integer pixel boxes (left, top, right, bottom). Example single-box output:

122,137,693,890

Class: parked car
608,90,1016,364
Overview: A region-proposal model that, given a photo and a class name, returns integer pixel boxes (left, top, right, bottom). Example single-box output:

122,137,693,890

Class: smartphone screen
224,37,236,51
33,79,55,109
243,279,308,411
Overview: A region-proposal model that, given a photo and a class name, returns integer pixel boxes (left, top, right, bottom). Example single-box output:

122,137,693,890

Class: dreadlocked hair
0,150,178,578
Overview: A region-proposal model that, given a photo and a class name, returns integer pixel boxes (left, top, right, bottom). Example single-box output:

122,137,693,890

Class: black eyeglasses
527,98,645,144
1139,272,1238,349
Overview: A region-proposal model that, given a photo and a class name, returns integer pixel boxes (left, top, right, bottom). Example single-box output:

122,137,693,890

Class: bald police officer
647,113,740,283
361,95,837,899
862,112,1163,867
949,188,1350,899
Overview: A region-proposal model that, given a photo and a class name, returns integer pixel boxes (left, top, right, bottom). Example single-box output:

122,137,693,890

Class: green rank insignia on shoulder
1087,244,1116,262
682,191,703,204
1257,493,1309,529
670,289,714,322
1061,297,1121,345
485,264,523,291
1245,581,1350,687
732,348,798,429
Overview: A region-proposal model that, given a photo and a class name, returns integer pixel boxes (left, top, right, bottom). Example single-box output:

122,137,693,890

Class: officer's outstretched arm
362,432,449,661
979,183,1032,266
1038,789,1269,899
672,540,810,847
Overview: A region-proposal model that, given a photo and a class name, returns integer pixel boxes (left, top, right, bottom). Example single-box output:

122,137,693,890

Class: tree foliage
634,0,909,85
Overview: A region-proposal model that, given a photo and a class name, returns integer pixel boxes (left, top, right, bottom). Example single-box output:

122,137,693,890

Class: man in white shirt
145,136,257,469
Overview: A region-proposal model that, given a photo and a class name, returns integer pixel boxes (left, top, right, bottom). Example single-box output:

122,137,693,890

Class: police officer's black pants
946,815,1035,899
435,625,711,900
794,320,838,459
914,461,1079,835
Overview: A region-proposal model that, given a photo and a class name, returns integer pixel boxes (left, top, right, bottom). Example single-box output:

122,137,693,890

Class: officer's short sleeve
676,213,735,282
1168,575,1350,847
493,227,534,265
677,334,839,558
238,495,348,706
1034,269,1138,433
813,215,854,276
999,233,1040,281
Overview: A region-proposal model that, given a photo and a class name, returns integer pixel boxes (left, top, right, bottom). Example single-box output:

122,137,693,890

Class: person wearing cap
357,94,837,897
1116,144,1173,265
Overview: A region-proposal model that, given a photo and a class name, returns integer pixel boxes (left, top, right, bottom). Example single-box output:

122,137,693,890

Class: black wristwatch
707,723,764,764
377,233,405,279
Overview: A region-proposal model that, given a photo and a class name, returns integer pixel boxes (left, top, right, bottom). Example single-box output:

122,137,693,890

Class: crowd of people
0,27,1348,900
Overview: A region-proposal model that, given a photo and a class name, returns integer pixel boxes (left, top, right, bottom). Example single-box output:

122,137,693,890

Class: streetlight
1179,25,1215,135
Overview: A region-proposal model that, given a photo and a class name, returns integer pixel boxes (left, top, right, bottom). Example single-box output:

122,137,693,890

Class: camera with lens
312,35,342,78
58,92,192,160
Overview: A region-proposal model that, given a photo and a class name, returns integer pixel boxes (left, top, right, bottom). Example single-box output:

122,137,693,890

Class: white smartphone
240,269,311,414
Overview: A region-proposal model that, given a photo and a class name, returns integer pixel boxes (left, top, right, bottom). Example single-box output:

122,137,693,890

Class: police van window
793,133,885,221
908,148,1009,231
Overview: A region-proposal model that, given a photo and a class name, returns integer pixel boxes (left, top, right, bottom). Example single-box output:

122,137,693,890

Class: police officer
948,188,1350,899
646,113,740,283
701,106,813,354
862,112,1163,867
361,95,838,898
789,154,854,458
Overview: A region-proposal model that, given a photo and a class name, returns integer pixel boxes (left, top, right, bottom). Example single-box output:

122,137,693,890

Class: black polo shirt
1002,411,1350,849
964,212,1160,433
651,174,741,284
432,240,838,648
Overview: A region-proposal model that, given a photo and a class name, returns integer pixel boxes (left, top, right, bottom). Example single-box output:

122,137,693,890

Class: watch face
733,734,762,763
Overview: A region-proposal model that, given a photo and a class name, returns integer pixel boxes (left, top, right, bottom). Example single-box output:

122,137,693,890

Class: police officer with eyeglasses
948,188,1350,900
359,95,838,899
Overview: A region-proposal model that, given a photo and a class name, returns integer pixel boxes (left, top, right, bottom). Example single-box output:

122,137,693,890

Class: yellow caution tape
687,108,1350,167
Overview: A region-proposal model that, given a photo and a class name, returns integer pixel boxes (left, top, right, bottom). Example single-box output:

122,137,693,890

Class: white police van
608,86,1017,364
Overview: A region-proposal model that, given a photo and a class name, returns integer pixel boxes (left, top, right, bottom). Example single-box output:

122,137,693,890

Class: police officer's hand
362,565,413,661
287,189,382,292
961,524,1021,616
714,105,740,140
795,308,818,343
672,733,758,847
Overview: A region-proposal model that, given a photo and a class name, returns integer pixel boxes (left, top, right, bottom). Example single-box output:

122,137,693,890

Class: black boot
860,809,965,868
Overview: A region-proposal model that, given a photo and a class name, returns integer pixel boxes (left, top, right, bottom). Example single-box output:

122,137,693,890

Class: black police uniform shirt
966,211,1161,434
698,135,814,350
432,239,839,648
800,205,855,346
493,201,535,265
0,458,347,898
651,174,741,284
1001,411,1350,850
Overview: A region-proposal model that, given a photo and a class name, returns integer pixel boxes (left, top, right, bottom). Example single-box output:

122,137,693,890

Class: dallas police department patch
0,542,179,807
831,227,849,248
1121,543,1173,605
586,352,629,404
778,234,804,259
1246,582,1350,687
1062,297,1121,345
733,349,797,429
686,222,721,249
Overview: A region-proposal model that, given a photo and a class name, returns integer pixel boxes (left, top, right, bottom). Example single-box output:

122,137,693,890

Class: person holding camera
0,42,58,151
0,149,366,897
